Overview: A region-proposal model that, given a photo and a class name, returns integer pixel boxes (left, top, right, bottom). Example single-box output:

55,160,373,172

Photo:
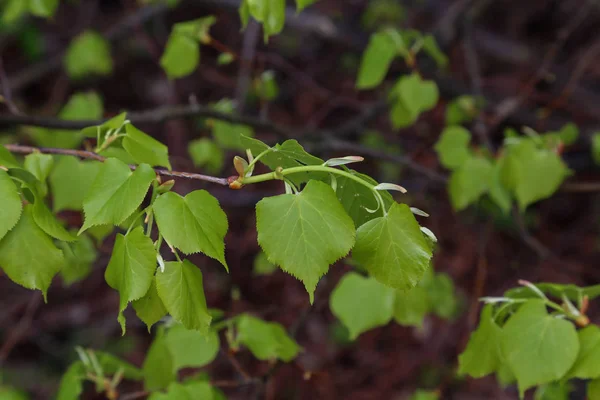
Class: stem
244,147,273,175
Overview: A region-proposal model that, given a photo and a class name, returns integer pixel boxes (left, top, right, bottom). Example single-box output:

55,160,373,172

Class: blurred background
1,0,600,399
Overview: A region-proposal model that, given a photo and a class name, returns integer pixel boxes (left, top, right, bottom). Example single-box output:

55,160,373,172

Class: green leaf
123,124,171,169
156,260,212,333
2,0,28,23
24,153,53,183
330,273,395,339
188,138,224,174
434,126,472,170
256,180,355,302
0,145,20,168
458,305,502,378
357,30,403,89
241,137,324,185
488,157,512,214
32,196,76,241
501,139,570,210
424,272,458,318
254,70,279,100
296,0,317,11
445,95,479,126
64,31,113,79
566,325,600,379
59,233,97,285
95,351,144,380
393,286,429,327
534,383,571,400
49,157,101,212
105,226,157,333
247,0,286,40
501,300,579,396
153,190,228,269
543,123,579,147
239,0,251,28
56,362,85,400
30,92,104,149
588,379,600,400
593,134,600,165
236,314,300,361
148,381,214,400
0,205,64,299
143,330,176,391
0,169,22,241
421,34,448,68
352,202,432,290
409,390,439,400
132,278,167,331
29,0,59,18
448,156,494,211
0,387,28,400
165,324,220,371
160,34,199,79
253,250,277,275
79,158,155,232
389,73,439,129
335,169,394,228
209,100,254,150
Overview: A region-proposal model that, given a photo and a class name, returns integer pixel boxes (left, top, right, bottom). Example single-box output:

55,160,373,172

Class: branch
3,144,230,186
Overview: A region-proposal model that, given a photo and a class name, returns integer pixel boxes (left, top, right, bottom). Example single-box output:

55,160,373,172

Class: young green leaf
64,31,113,79
458,305,502,377
132,278,167,331
424,272,458,318
56,362,85,400
393,286,430,327
32,196,76,242
24,153,53,183
534,382,572,400
0,145,20,168
296,0,317,11
156,260,212,333
59,233,97,285
29,0,59,18
357,30,402,89
256,180,355,302
409,390,439,400
188,138,224,173
588,379,600,400
0,169,22,241
389,73,439,129
501,139,571,210
49,157,101,212
123,124,171,169
330,273,395,339
566,325,600,379
160,34,199,79
148,381,214,400
2,0,28,23
501,300,579,396
488,157,512,214
323,156,364,167
0,205,64,299
253,250,277,275
105,227,157,333
143,330,176,391
153,190,228,269
207,99,254,150
236,314,300,361
421,34,448,68
79,158,155,233
445,95,479,126
592,133,600,165
434,126,472,170
352,203,433,290
165,324,220,371
448,156,494,211
247,0,286,40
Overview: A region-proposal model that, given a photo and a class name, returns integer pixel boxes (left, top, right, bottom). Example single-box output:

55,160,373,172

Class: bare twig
3,144,230,186
0,56,20,114
235,21,261,114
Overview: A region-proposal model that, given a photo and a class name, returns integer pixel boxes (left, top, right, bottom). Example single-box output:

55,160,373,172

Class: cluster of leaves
459,282,600,399
434,124,576,212
239,0,317,40
356,29,446,128
330,268,459,340
55,314,298,399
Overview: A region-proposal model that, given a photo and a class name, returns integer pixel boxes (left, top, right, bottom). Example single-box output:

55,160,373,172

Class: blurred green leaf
434,126,472,170
188,138,224,174
448,156,493,211
64,31,113,79
357,29,405,89
236,314,300,361
389,73,438,128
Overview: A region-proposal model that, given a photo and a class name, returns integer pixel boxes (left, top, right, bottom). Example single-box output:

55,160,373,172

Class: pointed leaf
0,205,64,298
389,73,439,129
448,156,494,211
59,233,97,285
49,157,101,212
24,153,53,183
156,260,212,333
458,305,502,377
105,226,157,333
0,145,20,168
247,0,285,39
422,34,448,68
434,126,472,170
160,34,199,79
153,190,228,269
32,197,76,241
132,278,167,331
0,169,22,241
357,30,402,89
330,273,395,339
123,124,171,169
256,180,355,302
501,300,579,396
165,324,220,371
352,203,432,289
566,325,600,379
236,314,300,362
79,158,155,232
56,362,85,400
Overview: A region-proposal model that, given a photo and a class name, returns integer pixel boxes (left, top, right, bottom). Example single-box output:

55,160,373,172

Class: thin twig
0,56,20,114
512,206,553,260
3,144,230,186
0,293,42,364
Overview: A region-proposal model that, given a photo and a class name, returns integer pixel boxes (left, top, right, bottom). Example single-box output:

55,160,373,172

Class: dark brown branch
3,144,230,186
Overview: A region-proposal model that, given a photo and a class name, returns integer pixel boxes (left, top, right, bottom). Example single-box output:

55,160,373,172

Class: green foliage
123,124,171,169
0,169,22,241
188,138,224,173
256,180,355,302
235,314,300,361
2,0,58,22
132,279,167,331
152,190,228,269
254,70,280,101
49,157,101,212
59,232,97,285
389,73,439,129
593,133,600,165
445,95,482,126
241,0,285,40
357,30,404,89
253,250,277,275
448,156,494,211
64,31,113,79
165,324,220,371
458,305,502,377
160,17,216,79
434,126,472,169
209,99,254,150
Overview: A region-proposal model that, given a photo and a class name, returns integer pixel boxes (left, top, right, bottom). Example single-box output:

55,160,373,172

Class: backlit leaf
236,314,300,361
389,73,438,129
123,124,171,169
143,330,176,391
448,156,493,211
393,286,429,327
566,325,600,379
0,169,22,241
64,31,113,79
458,305,502,377
160,34,199,79
49,157,101,212
165,324,220,371
357,30,403,89
132,278,167,331
434,126,472,170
